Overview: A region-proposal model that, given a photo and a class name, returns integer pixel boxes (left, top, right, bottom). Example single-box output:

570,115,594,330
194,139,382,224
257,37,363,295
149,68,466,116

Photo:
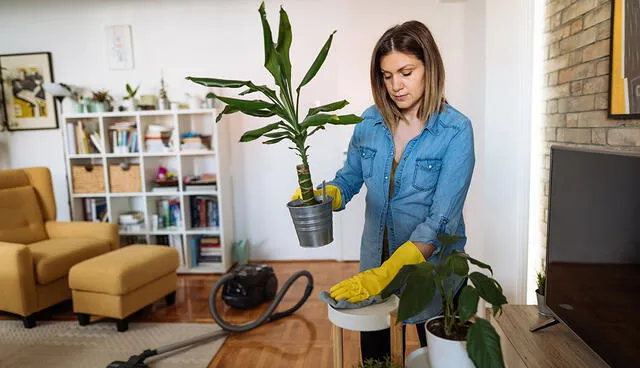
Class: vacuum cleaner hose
208,270,314,332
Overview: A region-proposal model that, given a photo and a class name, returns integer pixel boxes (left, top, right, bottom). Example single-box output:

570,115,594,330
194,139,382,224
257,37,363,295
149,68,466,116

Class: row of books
189,235,222,267
189,196,219,228
67,121,102,154
82,198,107,222
155,198,182,229
109,121,139,153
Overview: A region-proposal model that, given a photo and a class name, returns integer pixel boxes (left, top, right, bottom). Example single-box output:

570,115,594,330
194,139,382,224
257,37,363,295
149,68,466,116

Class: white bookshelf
61,108,235,274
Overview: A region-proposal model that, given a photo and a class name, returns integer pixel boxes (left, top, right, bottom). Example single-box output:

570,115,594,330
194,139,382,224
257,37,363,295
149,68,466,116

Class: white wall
0,0,537,302
484,0,536,305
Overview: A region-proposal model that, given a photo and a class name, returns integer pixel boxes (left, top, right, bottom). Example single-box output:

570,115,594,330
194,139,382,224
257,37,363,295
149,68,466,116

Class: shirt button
428,165,433,169
384,176,389,180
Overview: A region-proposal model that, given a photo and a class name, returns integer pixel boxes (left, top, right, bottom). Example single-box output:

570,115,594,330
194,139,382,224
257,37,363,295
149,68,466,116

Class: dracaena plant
381,234,508,368
186,2,362,206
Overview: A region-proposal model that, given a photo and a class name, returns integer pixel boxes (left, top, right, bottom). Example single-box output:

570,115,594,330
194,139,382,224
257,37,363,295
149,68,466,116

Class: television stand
529,317,559,332
491,305,609,367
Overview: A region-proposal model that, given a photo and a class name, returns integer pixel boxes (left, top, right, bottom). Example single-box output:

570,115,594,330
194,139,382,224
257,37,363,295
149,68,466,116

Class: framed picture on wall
609,0,640,119
0,52,59,131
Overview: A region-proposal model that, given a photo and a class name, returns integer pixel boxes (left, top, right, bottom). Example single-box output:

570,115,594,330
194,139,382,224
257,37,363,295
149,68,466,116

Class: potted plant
535,266,552,317
186,2,362,247
123,83,139,111
90,89,113,113
381,234,508,368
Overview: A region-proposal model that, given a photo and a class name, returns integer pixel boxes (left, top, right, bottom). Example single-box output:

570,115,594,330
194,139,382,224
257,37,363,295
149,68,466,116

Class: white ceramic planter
425,316,474,368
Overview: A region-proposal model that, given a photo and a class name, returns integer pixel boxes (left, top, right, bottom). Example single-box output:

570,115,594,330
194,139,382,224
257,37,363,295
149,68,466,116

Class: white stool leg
332,323,344,368
390,310,403,366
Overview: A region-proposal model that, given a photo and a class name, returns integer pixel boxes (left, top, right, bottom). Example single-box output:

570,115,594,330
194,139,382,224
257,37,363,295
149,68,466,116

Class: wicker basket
72,165,105,194
109,163,142,193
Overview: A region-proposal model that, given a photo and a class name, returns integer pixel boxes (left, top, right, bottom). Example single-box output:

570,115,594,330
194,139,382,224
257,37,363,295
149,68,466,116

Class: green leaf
263,136,289,145
215,103,277,123
186,77,251,88
258,2,275,73
437,233,461,246
380,264,420,299
239,83,279,102
434,263,452,281
240,122,282,142
457,285,479,322
454,251,493,275
215,94,274,110
468,272,508,311
446,252,469,276
308,125,325,136
307,100,349,116
467,318,505,368
276,6,292,81
397,263,436,322
263,130,291,139
300,113,362,129
297,30,336,92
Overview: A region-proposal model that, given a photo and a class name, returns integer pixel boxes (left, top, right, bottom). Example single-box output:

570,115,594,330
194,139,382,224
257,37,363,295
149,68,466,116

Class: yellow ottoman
69,244,179,332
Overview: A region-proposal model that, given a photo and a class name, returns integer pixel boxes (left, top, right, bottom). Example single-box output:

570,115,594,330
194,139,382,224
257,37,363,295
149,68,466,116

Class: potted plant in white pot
187,2,362,247
535,266,552,317
381,235,508,368
123,83,139,111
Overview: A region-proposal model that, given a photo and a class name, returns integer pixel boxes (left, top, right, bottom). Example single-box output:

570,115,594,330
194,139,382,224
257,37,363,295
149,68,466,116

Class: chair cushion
0,186,47,244
28,238,111,284
69,245,179,295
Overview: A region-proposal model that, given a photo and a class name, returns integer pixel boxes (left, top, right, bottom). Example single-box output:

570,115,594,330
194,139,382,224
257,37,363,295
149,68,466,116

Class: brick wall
541,0,640,252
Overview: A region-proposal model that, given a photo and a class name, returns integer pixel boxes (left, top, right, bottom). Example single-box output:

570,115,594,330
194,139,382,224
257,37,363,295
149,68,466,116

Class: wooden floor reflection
0,261,421,367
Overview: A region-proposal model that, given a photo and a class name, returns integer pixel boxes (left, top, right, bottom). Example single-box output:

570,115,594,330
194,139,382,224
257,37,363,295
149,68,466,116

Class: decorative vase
286,195,333,248
123,98,137,111
536,290,553,317
425,316,475,368
91,102,106,113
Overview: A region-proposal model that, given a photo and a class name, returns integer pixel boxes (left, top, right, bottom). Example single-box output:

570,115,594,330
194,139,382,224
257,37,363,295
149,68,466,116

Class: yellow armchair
0,167,119,328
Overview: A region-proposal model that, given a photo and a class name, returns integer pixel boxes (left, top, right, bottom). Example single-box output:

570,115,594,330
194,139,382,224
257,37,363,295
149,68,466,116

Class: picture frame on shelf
608,0,640,119
0,52,59,131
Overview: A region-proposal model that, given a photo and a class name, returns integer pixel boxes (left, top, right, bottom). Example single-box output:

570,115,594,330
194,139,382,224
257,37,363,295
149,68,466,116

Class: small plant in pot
381,234,508,368
186,2,362,247
535,266,552,317
90,89,113,113
123,83,139,111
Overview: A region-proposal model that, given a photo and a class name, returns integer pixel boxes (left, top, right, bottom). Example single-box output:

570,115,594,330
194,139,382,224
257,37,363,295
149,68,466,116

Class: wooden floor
0,261,422,367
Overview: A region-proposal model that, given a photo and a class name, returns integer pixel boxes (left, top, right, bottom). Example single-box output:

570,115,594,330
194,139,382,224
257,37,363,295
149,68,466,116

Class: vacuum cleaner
106,263,314,368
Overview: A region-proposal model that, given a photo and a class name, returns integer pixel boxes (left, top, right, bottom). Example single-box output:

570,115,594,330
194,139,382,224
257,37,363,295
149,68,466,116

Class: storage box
72,165,105,194
109,164,142,193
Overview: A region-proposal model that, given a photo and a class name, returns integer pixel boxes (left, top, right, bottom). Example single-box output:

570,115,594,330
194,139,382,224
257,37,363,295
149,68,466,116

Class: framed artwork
609,0,640,119
106,25,134,70
0,52,58,131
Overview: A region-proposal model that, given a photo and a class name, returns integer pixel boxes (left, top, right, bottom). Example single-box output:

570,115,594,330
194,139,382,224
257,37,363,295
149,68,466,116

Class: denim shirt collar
369,105,445,136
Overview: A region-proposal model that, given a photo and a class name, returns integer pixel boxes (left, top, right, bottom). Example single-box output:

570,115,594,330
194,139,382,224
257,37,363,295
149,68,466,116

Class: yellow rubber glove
291,184,342,211
330,241,426,303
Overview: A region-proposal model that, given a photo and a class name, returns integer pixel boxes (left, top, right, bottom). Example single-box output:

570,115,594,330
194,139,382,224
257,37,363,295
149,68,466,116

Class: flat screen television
546,146,640,368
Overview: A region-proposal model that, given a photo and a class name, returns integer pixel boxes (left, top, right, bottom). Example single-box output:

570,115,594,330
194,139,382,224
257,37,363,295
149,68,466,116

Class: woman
296,20,475,361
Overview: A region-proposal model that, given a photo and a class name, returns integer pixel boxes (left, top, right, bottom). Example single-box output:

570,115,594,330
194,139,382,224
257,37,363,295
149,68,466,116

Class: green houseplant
187,2,362,247
535,265,552,317
123,83,139,111
90,89,113,113
381,235,508,368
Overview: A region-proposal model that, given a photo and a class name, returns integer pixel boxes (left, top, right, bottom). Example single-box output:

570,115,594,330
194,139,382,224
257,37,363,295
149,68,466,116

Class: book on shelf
151,186,178,193
83,198,108,222
108,121,138,153
180,132,212,151
168,234,186,268
189,196,219,228
67,121,102,154
189,235,223,267
155,198,181,229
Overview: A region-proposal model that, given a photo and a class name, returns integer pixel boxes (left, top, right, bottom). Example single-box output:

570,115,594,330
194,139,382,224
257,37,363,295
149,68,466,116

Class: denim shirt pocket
359,146,377,178
412,158,442,190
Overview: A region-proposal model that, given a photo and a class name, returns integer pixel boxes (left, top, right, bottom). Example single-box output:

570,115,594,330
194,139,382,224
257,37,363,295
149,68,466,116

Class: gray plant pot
287,195,333,248
536,290,553,317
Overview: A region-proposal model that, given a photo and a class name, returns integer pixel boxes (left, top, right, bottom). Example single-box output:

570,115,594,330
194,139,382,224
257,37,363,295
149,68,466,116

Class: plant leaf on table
467,318,505,368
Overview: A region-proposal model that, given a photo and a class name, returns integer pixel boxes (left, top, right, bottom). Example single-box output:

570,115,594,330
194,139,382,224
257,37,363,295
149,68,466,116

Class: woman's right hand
290,184,342,210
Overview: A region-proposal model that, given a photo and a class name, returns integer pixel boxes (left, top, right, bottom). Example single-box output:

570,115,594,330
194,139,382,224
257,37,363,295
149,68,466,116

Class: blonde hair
370,21,446,130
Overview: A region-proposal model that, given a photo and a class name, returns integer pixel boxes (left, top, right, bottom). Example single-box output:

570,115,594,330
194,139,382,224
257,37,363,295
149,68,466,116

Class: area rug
0,320,226,368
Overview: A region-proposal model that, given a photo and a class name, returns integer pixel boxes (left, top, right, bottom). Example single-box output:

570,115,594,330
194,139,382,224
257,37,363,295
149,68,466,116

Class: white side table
327,295,402,367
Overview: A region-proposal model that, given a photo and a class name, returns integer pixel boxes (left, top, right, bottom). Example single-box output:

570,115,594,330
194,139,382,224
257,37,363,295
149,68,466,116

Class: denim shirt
328,103,475,324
